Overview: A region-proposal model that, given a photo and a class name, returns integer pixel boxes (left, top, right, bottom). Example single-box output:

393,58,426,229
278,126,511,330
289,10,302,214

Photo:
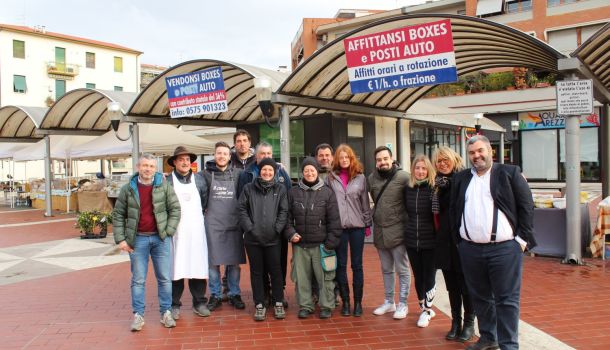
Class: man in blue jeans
203,142,246,311
113,154,181,331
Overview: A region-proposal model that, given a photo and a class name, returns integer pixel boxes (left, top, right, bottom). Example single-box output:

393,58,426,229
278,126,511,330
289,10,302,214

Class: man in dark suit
450,135,535,350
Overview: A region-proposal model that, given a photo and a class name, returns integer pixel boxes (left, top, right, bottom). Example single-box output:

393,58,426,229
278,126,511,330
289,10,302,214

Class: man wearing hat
166,146,210,320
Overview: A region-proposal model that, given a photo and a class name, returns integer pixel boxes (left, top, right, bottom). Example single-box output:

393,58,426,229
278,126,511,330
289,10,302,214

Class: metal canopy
276,14,565,116
0,106,47,142
570,22,610,103
38,89,137,135
126,59,289,126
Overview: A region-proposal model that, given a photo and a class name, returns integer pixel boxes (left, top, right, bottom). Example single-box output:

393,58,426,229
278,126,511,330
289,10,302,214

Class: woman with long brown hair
325,144,372,317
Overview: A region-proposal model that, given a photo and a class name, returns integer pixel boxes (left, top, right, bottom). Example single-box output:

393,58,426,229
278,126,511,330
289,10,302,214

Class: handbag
320,244,337,272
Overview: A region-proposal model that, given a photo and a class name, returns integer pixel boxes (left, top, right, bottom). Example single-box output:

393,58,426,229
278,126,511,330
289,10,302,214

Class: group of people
113,129,534,350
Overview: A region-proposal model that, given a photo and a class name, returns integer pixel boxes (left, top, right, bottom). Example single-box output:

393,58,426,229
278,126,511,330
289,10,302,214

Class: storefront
517,109,600,181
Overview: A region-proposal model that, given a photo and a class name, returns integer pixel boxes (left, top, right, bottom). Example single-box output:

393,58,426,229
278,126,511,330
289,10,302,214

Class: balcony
47,62,79,79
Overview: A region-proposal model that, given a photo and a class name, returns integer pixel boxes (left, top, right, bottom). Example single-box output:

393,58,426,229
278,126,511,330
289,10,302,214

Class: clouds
0,0,424,69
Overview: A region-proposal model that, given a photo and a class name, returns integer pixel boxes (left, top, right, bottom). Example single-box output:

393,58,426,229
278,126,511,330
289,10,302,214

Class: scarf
432,174,451,214
256,177,275,190
378,164,397,179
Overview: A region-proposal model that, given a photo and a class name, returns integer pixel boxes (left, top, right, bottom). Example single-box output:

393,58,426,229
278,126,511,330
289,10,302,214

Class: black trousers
406,247,437,308
246,243,284,306
442,269,474,318
459,240,523,350
172,278,207,307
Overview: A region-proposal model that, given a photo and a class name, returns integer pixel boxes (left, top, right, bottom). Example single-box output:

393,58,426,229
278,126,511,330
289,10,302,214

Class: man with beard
203,142,247,312
315,143,334,181
166,146,210,320
450,135,535,350
367,146,412,320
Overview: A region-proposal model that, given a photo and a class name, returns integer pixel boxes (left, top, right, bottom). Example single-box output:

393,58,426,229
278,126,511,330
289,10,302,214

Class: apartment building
0,23,142,108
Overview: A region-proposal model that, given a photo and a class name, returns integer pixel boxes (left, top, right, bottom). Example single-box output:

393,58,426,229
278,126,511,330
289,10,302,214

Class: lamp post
253,76,290,171
474,112,483,134
511,120,520,138
106,101,139,171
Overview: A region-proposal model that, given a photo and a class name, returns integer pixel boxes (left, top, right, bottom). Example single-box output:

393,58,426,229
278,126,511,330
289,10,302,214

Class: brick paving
0,207,609,349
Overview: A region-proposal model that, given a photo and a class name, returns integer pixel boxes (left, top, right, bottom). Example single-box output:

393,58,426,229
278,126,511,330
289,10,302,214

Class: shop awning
126,59,289,126
570,22,610,103
0,106,47,142
38,89,137,135
12,135,97,161
275,14,565,119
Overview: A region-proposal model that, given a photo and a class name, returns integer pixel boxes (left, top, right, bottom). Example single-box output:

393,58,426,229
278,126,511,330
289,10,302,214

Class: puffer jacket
404,181,436,250
325,172,372,229
238,178,289,247
113,172,181,248
367,166,410,249
284,178,342,249
166,170,208,213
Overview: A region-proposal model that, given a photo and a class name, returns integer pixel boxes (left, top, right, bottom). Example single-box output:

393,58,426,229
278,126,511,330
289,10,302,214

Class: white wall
374,116,411,168
0,29,140,107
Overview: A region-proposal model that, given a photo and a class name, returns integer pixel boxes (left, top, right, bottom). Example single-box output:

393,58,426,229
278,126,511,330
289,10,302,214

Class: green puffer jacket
112,172,181,248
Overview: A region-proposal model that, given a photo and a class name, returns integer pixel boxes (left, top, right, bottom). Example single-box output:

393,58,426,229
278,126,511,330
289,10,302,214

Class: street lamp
474,113,483,134
511,120,520,138
253,76,279,128
106,101,131,141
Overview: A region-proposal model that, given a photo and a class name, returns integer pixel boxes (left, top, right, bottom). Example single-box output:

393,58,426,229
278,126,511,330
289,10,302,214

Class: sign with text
165,66,228,118
518,109,600,130
344,19,457,94
556,80,593,116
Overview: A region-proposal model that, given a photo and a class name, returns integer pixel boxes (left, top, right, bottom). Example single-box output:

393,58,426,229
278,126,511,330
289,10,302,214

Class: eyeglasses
437,158,451,165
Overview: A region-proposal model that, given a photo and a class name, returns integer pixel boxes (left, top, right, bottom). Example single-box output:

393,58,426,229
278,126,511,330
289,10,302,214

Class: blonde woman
404,154,437,328
431,146,475,342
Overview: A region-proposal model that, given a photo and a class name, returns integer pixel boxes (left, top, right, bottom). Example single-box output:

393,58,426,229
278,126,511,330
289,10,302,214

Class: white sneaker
160,310,176,328
393,302,408,319
130,313,145,331
373,300,396,316
417,309,436,327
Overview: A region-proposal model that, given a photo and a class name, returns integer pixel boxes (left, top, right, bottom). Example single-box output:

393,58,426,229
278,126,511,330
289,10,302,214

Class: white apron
171,173,208,280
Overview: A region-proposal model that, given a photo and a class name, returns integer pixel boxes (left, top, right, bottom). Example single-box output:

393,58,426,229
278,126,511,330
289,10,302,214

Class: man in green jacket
113,154,181,331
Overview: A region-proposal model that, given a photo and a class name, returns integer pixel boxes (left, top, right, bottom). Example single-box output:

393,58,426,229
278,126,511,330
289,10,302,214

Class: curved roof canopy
275,14,565,118
127,59,288,126
0,106,47,142
39,89,136,135
571,22,610,103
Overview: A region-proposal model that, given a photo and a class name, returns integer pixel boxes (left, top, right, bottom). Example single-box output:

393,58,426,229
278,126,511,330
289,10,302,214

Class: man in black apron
203,141,246,311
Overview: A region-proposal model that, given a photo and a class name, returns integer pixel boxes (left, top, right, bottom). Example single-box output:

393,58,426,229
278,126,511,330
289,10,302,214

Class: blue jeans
209,265,241,297
130,234,172,316
336,228,365,286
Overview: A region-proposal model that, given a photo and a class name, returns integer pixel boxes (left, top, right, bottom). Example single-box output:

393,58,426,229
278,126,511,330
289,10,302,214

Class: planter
80,227,107,239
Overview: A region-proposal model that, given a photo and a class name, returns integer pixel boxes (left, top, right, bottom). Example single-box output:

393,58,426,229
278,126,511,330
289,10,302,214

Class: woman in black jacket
432,146,474,342
238,157,289,321
404,154,437,328
285,157,342,319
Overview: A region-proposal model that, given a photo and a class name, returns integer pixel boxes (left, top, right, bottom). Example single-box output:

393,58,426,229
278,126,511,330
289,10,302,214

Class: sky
0,0,426,70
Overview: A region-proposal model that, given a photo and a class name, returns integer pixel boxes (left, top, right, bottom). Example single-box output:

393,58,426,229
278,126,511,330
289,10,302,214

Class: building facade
0,24,142,108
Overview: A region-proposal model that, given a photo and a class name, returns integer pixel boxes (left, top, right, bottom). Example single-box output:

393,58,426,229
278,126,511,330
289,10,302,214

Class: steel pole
44,135,53,217
280,106,291,173
131,123,140,171
499,133,505,164
396,118,405,167
563,114,582,264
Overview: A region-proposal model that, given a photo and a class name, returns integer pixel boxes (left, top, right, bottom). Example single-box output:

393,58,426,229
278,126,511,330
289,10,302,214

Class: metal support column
602,103,610,198
563,113,582,264
131,123,140,171
499,133,505,164
44,135,52,217
280,106,291,172
396,118,405,167
460,128,467,161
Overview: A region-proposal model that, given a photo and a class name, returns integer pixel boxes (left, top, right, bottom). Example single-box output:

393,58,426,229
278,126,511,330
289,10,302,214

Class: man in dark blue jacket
450,135,535,350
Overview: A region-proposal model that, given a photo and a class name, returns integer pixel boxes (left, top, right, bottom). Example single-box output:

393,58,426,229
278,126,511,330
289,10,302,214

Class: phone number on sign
185,102,227,115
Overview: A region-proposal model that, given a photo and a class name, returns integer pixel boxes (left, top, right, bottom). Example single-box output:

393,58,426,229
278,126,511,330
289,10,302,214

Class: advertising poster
165,66,228,118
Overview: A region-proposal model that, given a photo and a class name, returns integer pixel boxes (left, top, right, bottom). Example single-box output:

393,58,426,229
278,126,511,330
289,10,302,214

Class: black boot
459,294,475,342
446,290,462,341
339,283,351,316
352,283,363,317
459,313,475,342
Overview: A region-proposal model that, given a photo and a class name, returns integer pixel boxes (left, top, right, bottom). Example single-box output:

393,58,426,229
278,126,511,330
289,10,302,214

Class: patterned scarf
432,175,451,214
